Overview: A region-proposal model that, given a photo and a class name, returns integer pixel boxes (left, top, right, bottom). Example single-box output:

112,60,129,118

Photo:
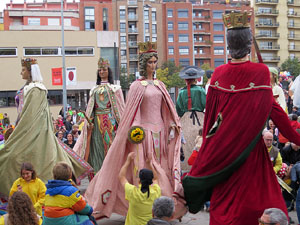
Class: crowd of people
2,11,300,225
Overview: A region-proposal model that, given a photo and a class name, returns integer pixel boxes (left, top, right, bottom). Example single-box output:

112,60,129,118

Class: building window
120,9,126,19
152,24,157,34
144,10,149,20
120,50,126,56
23,47,94,56
178,10,188,18
168,47,174,55
214,59,224,67
121,63,127,72
152,37,157,42
179,47,189,55
213,35,224,43
120,23,126,33
145,23,149,33
103,8,108,31
145,36,150,41
168,22,173,30
213,11,223,19
167,9,173,17
48,90,63,105
120,36,126,47
179,58,190,67
65,47,94,56
0,48,17,57
152,11,156,21
213,23,224,31
64,19,71,26
28,18,40,26
179,34,189,42
85,7,95,30
48,18,59,26
0,91,20,107
168,34,174,42
178,22,188,30
214,47,224,55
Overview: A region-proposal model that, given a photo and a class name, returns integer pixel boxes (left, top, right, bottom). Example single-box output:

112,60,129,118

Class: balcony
289,45,300,51
129,54,138,61
193,16,210,23
262,56,280,62
128,15,138,21
120,42,127,48
288,11,300,17
256,0,278,4
128,41,138,48
255,10,279,16
194,40,211,47
121,55,127,61
255,33,280,39
128,0,138,7
194,53,211,59
288,23,300,28
288,0,300,6
288,34,300,40
128,28,138,34
193,29,211,35
260,45,280,50
255,22,279,28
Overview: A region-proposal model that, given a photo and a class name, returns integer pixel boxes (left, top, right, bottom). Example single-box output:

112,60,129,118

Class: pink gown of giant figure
85,79,186,219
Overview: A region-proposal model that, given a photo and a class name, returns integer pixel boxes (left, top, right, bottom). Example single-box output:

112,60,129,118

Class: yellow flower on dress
153,80,159,86
128,126,145,144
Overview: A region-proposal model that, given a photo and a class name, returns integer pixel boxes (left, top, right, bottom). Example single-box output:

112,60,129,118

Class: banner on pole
52,68,63,86
66,67,77,86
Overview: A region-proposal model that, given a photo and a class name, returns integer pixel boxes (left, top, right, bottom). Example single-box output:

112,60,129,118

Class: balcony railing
255,10,279,15
128,0,137,5
288,0,300,6
288,23,300,28
128,41,138,47
260,45,280,50
128,15,138,20
121,55,127,61
255,33,280,38
255,22,279,27
288,11,300,16
129,54,138,61
289,45,300,50
120,42,127,48
262,56,280,61
288,34,300,39
256,0,278,3
128,28,138,33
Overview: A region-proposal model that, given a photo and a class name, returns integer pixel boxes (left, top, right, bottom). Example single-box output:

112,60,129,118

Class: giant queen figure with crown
0,58,93,200
73,57,125,173
84,42,186,219
182,12,300,224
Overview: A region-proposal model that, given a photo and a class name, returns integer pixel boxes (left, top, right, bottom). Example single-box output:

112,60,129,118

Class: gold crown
138,42,157,54
98,58,110,69
223,12,251,30
21,58,37,71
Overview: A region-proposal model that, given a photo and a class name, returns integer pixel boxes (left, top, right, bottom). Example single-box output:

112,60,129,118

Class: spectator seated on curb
258,208,288,225
43,162,95,225
147,196,174,225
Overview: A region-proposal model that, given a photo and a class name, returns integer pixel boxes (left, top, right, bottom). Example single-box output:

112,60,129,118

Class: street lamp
61,0,67,117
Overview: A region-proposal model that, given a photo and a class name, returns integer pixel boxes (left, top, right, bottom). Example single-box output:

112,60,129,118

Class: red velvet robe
183,61,300,225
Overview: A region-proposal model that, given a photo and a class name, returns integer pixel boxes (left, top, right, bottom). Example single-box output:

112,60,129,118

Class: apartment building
163,0,254,68
254,0,300,67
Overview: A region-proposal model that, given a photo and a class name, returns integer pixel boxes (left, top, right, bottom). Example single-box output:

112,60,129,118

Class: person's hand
127,152,135,162
87,122,94,131
17,185,22,192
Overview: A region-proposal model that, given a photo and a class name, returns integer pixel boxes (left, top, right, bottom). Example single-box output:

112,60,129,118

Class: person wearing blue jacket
43,162,95,225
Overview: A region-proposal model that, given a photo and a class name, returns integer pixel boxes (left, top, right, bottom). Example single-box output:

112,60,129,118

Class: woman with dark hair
0,191,42,225
84,42,186,220
9,162,46,216
183,12,300,225
118,152,161,225
73,58,125,172
64,133,76,148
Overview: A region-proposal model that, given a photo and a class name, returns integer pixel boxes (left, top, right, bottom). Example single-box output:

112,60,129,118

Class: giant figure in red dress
183,12,300,225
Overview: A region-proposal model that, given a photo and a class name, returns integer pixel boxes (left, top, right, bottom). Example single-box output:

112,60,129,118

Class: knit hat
277,163,287,179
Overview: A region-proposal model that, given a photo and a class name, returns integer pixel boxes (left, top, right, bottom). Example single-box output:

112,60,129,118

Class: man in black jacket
282,143,300,165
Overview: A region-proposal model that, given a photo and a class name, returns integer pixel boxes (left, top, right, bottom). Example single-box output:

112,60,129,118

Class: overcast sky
0,0,80,12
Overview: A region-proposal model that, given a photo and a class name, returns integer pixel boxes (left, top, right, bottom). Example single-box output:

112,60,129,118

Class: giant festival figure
183,12,300,225
0,58,92,199
84,42,186,219
73,58,125,172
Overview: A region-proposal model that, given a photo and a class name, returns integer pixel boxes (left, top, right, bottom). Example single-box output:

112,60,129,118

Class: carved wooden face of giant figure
21,66,31,81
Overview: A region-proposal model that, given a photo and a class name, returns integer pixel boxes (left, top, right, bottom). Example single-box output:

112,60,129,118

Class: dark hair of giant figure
227,28,252,59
